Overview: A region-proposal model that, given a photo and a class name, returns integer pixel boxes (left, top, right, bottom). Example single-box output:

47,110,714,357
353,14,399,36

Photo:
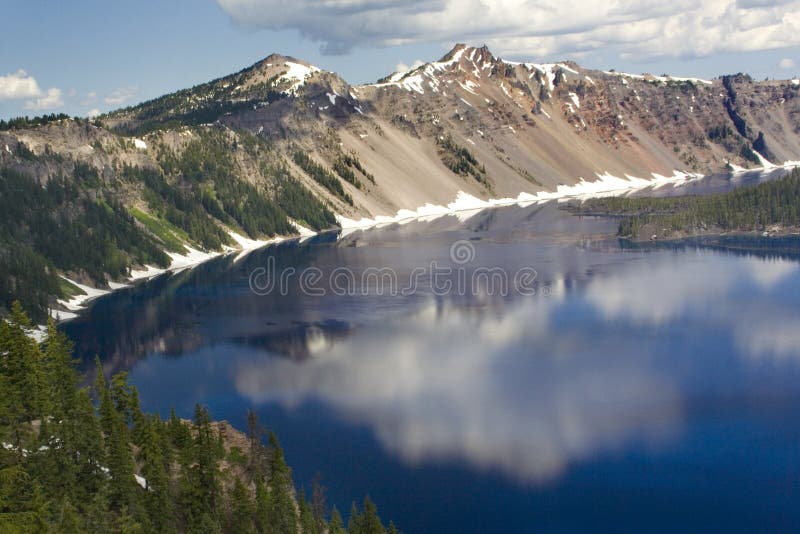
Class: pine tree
348,501,363,534
311,474,327,534
180,405,222,533
167,407,192,450
349,496,386,534
138,415,175,533
254,478,272,533
246,409,265,478
226,478,256,534
116,505,145,534
41,319,77,420
361,496,386,534
102,373,138,511
1,303,42,451
298,489,317,534
95,358,115,437
84,484,113,534
56,497,84,534
265,432,298,534
328,506,347,534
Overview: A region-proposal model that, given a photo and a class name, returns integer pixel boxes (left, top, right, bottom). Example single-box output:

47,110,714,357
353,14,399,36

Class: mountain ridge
2,43,800,320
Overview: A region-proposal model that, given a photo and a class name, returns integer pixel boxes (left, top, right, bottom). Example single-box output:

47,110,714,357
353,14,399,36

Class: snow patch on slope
279,62,321,95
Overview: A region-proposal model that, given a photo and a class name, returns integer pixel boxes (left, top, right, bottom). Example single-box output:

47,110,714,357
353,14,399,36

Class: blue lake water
64,172,800,533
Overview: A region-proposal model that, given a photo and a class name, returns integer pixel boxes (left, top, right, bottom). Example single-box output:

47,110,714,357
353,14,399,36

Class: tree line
574,168,800,239
0,303,400,533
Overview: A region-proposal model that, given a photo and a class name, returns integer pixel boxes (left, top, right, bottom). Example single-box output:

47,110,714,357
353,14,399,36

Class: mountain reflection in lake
64,181,800,532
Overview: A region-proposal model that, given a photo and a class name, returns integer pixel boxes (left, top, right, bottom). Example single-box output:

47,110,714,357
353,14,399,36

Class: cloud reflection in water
235,296,683,483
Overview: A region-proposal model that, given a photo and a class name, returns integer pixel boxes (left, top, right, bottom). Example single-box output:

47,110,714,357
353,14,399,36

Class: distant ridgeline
0,124,337,323
0,303,401,534
5,45,800,322
574,168,800,240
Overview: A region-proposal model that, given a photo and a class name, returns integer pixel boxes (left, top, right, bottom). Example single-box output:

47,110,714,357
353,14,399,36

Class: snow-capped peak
368,44,498,95
279,61,321,95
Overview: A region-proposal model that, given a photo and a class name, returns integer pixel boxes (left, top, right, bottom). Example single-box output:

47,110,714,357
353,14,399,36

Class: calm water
64,172,800,533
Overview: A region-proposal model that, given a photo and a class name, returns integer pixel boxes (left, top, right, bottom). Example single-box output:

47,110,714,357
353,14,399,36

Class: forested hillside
0,125,337,322
573,168,800,239
0,303,399,533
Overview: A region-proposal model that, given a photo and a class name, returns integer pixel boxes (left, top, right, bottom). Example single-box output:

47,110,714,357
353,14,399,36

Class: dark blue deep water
64,173,800,533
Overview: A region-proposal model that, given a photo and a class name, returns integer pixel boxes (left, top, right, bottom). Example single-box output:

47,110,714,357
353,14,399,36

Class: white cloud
105,86,138,106
87,108,101,119
395,59,425,73
0,70,43,100
23,88,64,111
0,69,64,111
779,57,796,68
217,0,800,60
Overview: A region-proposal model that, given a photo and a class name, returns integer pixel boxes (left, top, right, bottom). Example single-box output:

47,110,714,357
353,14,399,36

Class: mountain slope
2,44,800,320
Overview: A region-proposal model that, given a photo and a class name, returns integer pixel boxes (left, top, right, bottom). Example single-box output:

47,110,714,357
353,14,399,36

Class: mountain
2,44,800,320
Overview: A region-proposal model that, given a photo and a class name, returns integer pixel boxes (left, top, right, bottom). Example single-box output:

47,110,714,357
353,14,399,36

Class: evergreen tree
103,379,138,512
84,484,113,534
246,409,265,478
328,506,347,534
56,497,84,534
254,478,272,534
348,501,363,534
311,474,327,534
226,478,256,534
349,496,386,534
167,407,192,450
179,405,222,533
138,415,175,533
298,489,317,534
1,303,41,451
95,358,115,437
265,432,298,534
40,319,77,420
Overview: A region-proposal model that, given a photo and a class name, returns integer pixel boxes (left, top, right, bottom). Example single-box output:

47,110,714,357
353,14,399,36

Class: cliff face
2,44,800,317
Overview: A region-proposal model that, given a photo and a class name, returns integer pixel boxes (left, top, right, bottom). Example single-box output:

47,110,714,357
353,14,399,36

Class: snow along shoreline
337,169,702,230
336,161,800,231
47,229,300,324
44,162,800,327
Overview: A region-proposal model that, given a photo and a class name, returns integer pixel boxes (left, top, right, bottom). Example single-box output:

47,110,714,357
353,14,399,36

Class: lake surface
64,171,800,533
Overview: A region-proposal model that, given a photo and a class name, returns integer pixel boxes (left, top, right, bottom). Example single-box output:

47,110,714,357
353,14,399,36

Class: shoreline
48,230,304,324
623,227,800,244
46,162,800,326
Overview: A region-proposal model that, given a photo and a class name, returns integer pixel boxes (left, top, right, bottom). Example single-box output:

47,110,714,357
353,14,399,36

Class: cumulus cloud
0,70,65,111
217,0,800,60
0,70,42,100
105,86,138,106
779,57,796,68
23,88,64,111
87,108,101,119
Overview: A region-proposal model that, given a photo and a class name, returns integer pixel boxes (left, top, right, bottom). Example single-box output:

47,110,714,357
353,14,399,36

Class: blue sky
2,0,800,119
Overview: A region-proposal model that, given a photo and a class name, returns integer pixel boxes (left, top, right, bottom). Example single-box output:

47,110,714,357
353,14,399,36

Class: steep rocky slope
2,44,800,319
